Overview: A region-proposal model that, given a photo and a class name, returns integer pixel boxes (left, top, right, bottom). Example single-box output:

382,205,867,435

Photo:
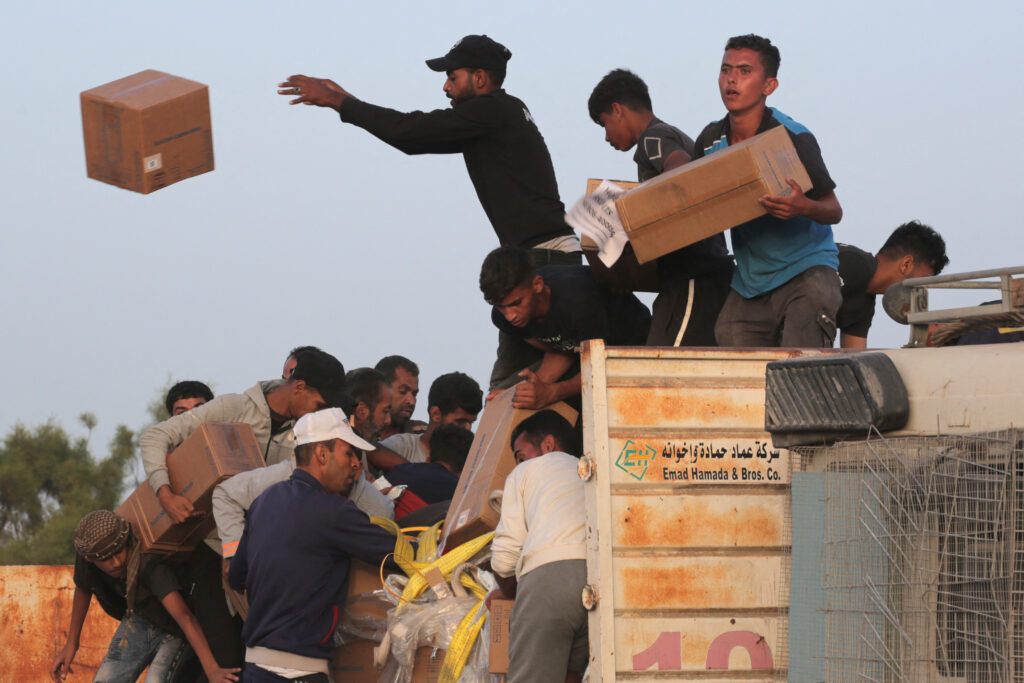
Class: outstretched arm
50,586,91,681
278,75,352,110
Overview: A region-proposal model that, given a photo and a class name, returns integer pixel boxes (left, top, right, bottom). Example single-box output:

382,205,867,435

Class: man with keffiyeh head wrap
51,510,239,683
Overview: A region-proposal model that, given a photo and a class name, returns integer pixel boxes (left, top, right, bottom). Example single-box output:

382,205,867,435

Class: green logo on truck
616,440,656,480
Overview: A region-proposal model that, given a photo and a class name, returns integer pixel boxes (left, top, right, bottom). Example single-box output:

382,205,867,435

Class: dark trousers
647,268,733,346
185,544,246,679
714,265,842,347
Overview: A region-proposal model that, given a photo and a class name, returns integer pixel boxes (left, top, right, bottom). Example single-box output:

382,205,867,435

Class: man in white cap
228,408,399,682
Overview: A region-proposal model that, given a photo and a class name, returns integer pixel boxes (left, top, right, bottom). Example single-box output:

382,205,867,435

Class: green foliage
0,418,136,565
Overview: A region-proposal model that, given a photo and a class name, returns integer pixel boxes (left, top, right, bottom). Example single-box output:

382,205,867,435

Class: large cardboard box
345,558,392,623
117,422,264,554
80,70,214,194
489,598,514,674
441,389,578,550
614,125,812,263
330,639,378,683
581,178,659,292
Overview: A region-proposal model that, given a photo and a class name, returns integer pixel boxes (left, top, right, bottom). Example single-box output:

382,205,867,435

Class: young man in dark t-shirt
480,246,651,409
51,510,238,682
836,220,948,347
588,69,734,346
694,34,844,348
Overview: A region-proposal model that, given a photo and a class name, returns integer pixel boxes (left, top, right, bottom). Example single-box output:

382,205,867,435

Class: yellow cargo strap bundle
370,517,495,683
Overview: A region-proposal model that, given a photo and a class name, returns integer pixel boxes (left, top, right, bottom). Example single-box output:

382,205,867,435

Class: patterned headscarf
73,510,130,561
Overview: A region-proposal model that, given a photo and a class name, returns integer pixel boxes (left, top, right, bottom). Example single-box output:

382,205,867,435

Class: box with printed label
442,389,578,550
117,422,264,554
80,69,214,194
489,598,514,673
614,125,812,263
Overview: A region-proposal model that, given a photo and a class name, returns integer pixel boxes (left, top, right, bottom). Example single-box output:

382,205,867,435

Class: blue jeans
94,613,189,682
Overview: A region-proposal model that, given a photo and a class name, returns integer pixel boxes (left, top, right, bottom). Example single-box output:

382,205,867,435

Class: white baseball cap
293,408,375,451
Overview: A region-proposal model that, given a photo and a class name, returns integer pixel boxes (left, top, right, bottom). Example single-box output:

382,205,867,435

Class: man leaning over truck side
837,220,948,348
696,34,844,348
480,246,650,409
489,410,588,683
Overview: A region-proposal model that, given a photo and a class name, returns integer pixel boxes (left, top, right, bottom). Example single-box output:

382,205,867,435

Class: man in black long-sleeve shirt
280,35,581,388
278,35,581,260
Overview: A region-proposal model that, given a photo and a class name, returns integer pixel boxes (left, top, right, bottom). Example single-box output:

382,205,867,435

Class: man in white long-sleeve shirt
490,410,587,683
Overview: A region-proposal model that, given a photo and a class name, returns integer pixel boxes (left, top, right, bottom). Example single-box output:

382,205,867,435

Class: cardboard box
614,125,812,263
489,599,514,674
582,178,658,293
345,559,392,623
330,639,379,683
117,423,264,554
441,389,578,550
80,70,214,193
411,647,445,683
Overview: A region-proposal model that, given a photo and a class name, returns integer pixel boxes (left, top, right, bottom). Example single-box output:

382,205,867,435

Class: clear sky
2,1,1021,462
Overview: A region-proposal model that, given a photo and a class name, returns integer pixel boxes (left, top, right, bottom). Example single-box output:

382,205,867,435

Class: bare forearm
806,191,842,225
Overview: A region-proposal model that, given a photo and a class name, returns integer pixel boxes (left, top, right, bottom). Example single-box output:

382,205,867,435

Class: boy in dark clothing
588,69,734,346
837,221,948,347
480,247,651,409
51,510,238,682
694,34,844,348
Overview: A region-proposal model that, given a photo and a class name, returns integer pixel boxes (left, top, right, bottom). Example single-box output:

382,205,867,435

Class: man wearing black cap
138,346,349,677
278,35,581,263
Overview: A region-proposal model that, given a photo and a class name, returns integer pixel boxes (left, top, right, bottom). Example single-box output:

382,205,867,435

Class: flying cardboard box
118,423,264,554
489,598,514,674
441,388,578,550
581,178,658,292
614,125,812,263
80,69,214,193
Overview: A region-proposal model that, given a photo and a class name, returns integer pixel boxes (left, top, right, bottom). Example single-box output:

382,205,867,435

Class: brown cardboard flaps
613,126,812,263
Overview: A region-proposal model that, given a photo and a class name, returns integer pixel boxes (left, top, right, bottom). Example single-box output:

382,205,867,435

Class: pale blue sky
2,1,1021,463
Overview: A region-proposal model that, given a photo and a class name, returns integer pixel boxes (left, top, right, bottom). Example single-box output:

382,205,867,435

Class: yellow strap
398,532,494,608
439,597,489,683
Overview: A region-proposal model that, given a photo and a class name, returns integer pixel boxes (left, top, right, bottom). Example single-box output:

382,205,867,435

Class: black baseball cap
290,348,354,412
426,35,512,72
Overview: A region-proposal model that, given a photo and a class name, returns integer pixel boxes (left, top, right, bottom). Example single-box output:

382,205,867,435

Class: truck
578,266,1024,682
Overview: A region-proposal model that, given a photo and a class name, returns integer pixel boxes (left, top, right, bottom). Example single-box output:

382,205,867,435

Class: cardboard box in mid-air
80,69,214,194
441,388,578,550
615,125,812,263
